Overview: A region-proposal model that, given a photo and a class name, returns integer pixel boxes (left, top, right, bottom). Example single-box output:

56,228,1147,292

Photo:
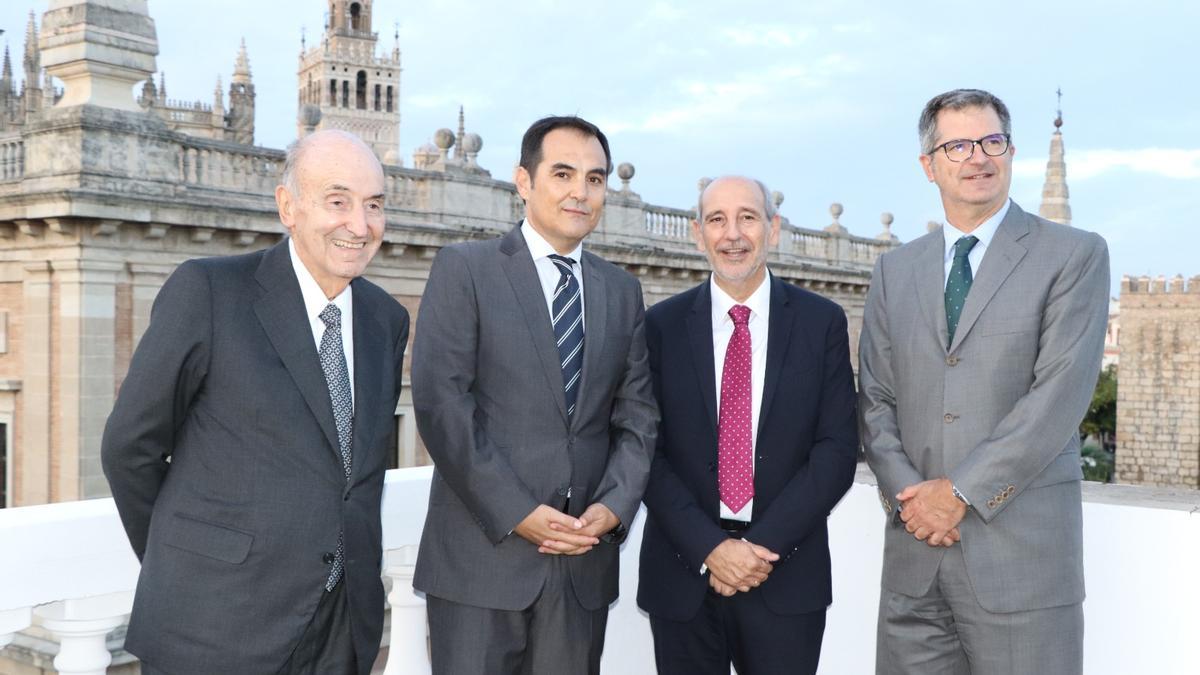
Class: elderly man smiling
103,130,409,675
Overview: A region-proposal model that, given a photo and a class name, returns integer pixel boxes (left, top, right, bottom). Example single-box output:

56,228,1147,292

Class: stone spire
233,38,251,85
454,105,465,159
2,46,13,94
23,11,40,92
212,75,224,118
1038,89,1072,226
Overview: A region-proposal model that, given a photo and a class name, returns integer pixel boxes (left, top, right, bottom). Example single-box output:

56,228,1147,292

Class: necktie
718,305,754,514
945,235,979,345
549,254,585,418
318,303,353,591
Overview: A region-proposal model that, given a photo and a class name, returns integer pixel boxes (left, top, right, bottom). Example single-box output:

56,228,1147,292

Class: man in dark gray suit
412,116,658,674
102,130,410,675
860,89,1109,674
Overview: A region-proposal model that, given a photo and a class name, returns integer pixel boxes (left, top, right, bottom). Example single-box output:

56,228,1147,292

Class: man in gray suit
860,89,1109,674
412,115,658,674
102,130,409,674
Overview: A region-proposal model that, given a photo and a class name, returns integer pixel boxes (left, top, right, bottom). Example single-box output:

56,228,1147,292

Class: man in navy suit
637,175,859,675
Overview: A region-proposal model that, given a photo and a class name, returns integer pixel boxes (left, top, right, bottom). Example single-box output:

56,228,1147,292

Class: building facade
0,0,900,511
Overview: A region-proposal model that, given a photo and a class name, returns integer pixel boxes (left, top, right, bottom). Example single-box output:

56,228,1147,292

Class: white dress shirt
942,198,1010,287
521,219,585,327
289,238,355,406
711,271,772,521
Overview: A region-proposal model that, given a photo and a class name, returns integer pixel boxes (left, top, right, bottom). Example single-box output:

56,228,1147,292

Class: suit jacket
637,274,859,622
101,240,409,675
859,201,1109,613
411,224,658,611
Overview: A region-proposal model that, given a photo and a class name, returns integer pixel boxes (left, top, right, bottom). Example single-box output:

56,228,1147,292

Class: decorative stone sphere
772,191,784,208
880,212,894,226
462,132,483,153
433,128,455,150
383,149,400,166
299,104,322,128
830,203,844,218
617,162,635,181
698,177,712,192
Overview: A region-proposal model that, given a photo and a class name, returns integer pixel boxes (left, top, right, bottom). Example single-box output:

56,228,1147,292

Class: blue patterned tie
318,303,353,591
549,255,584,418
945,235,979,344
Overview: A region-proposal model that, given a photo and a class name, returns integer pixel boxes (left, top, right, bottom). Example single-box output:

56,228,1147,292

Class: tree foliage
1080,364,1117,443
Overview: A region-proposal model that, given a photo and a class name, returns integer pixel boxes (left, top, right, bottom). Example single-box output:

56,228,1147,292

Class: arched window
356,71,367,110
350,3,362,31
374,84,381,111
386,85,393,113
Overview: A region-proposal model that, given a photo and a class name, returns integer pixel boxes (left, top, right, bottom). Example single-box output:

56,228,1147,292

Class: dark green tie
945,235,979,344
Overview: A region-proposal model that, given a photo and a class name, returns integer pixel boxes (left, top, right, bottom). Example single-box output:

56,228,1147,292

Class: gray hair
697,176,777,222
279,137,305,196
918,89,1012,155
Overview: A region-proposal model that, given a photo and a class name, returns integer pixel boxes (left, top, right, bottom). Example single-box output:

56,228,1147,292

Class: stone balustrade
3,112,898,273
1,466,1197,674
0,135,22,182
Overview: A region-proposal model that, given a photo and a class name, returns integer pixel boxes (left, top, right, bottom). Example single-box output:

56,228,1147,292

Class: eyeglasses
930,134,1011,162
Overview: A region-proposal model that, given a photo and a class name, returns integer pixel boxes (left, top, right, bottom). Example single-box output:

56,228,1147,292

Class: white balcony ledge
2,464,1197,674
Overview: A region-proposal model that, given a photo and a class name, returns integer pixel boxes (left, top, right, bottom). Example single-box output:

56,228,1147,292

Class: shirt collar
289,238,353,324
943,198,1009,262
710,269,772,323
521,219,583,264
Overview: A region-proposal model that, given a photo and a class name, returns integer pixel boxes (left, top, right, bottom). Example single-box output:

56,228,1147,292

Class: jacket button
707,462,716,473
944,413,956,424
322,552,335,564
946,355,959,366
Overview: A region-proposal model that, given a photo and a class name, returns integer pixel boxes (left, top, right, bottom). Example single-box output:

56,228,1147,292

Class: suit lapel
949,204,1031,353
499,225,570,424
350,279,383,482
574,252,609,431
757,275,792,439
913,231,950,352
253,242,341,463
686,282,718,434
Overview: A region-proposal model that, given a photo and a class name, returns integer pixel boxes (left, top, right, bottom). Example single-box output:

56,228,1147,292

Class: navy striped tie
549,254,584,418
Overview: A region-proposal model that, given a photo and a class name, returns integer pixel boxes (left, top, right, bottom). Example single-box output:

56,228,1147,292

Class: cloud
1014,148,1200,181
600,58,856,134
722,26,814,47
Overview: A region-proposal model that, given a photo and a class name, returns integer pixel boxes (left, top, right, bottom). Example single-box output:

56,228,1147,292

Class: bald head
280,129,383,198
697,175,776,224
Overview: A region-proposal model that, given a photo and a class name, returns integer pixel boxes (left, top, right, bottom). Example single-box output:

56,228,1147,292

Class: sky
3,0,1198,295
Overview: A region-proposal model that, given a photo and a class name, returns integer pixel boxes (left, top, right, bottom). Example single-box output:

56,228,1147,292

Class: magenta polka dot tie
718,305,754,513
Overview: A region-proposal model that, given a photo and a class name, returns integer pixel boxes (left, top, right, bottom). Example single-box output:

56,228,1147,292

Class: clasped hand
704,538,779,597
513,503,618,556
897,478,965,548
